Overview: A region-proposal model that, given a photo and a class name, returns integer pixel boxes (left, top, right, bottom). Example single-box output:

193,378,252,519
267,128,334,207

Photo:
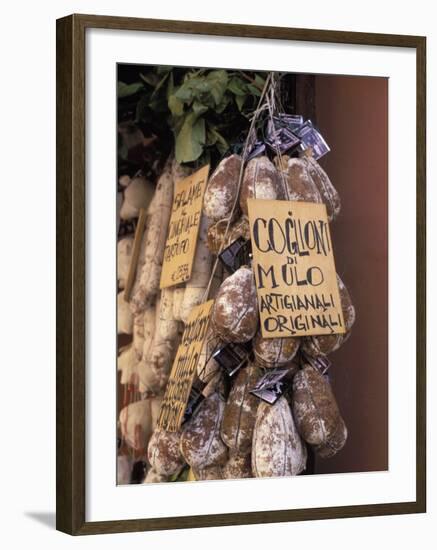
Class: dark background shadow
314,74,389,474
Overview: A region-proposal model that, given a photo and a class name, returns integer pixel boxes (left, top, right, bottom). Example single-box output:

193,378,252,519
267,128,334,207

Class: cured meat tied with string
116,68,356,483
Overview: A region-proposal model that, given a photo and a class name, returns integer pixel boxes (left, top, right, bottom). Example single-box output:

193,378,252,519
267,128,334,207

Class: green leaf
174,78,198,103
117,81,143,98
151,71,170,99
175,112,205,163
172,113,185,134
174,85,192,103
215,94,231,114
174,70,228,109
166,72,175,100
135,93,152,122
170,465,190,482
205,70,228,105
166,73,183,116
168,94,184,116
140,72,159,86
228,77,247,96
247,83,262,97
235,94,246,112
192,100,208,116
207,126,228,154
254,74,266,89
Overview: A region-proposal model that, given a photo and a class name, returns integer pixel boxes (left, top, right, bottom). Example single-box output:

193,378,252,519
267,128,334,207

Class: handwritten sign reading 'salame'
160,165,209,289
247,199,345,338
157,300,214,432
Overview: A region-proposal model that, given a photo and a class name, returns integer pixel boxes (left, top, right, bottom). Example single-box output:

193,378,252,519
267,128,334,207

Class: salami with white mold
252,396,307,477
239,156,284,215
147,429,185,476
292,364,347,457
302,275,356,357
221,364,261,454
180,392,228,469
211,266,259,343
203,154,242,222
253,333,300,370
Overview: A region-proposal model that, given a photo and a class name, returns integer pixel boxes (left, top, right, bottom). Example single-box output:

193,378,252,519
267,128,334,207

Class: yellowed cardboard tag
247,199,345,338
157,300,214,432
160,165,210,288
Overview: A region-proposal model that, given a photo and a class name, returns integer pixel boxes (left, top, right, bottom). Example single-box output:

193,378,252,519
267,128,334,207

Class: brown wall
314,75,388,474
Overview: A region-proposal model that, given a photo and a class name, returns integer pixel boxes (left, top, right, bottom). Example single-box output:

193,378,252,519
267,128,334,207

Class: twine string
200,72,273,304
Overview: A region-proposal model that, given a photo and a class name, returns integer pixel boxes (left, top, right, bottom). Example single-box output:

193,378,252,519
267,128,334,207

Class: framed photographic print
56,14,426,535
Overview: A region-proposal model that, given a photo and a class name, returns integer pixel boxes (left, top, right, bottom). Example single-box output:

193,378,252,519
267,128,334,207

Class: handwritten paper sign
157,300,214,432
247,199,345,338
160,165,210,288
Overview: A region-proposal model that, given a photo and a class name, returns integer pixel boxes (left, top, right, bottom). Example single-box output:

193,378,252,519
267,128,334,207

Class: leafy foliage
118,65,268,166
169,465,190,482
117,81,144,98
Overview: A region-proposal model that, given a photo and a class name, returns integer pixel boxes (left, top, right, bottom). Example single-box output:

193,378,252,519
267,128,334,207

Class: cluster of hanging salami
117,143,355,483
